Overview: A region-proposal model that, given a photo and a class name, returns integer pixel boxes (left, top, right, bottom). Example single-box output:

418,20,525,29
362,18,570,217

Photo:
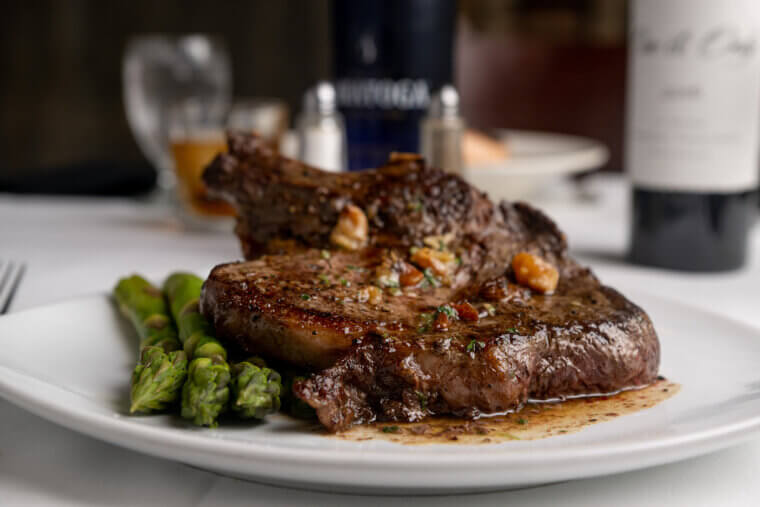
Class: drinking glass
123,35,231,191
168,99,234,226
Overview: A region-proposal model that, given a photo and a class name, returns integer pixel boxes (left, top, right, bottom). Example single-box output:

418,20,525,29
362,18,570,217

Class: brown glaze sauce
330,379,680,445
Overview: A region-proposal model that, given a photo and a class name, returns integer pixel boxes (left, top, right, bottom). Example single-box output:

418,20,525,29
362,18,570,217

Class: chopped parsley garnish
320,249,331,260
416,391,428,411
317,273,330,285
419,306,460,333
339,277,350,287
346,265,364,272
436,304,458,319
376,271,400,288
409,246,420,255
408,200,423,212
300,294,311,301
422,268,440,288
455,256,463,266
506,327,518,333
382,425,400,433
417,312,435,333
388,287,402,296
438,239,446,251
466,339,485,353
517,417,527,425
483,303,496,316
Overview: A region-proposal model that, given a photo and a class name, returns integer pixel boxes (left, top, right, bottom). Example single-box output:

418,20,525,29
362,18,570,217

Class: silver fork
0,261,25,315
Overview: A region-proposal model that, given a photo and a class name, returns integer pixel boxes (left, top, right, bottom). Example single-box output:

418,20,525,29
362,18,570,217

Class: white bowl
461,129,609,202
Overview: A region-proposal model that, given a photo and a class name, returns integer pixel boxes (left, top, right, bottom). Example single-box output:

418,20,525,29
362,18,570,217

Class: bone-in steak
200,133,660,432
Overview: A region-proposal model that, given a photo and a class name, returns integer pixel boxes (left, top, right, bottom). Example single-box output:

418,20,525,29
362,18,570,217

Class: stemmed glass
122,35,231,192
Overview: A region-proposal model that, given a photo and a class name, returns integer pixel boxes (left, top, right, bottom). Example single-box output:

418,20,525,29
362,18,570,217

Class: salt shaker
420,84,465,174
295,82,348,172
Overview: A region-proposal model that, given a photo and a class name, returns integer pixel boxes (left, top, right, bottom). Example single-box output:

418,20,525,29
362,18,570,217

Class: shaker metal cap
303,81,338,115
428,84,460,118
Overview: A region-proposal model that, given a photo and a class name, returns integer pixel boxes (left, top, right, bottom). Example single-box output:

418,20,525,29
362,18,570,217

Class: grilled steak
201,133,660,432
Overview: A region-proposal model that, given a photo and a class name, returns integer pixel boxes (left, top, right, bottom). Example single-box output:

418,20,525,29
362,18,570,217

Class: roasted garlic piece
358,286,383,305
410,247,457,277
330,204,368,250
399,261,424,287
452,302,479,321
374,264,400,288
423,233,455,251
512,252,559,294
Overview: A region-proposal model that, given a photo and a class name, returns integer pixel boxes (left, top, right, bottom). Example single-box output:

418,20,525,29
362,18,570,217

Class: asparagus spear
182,356,231,427
130,346,188,414
163,273,231,427
231,357,282,419
113,275,188,414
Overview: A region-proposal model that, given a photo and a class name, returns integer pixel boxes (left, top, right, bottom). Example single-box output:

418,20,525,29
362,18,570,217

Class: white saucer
463,130,609,201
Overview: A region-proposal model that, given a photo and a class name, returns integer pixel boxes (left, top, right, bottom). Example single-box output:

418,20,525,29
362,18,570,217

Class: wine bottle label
626,0,760,192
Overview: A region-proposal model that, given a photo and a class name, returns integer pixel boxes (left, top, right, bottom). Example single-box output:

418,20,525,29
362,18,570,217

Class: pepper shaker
420,84,465,174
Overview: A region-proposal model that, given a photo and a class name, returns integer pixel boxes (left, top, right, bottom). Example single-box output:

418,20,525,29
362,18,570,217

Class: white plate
0,288,759,495
463,130,609,201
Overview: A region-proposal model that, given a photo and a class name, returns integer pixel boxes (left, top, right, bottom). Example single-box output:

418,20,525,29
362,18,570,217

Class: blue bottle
332,0,456,170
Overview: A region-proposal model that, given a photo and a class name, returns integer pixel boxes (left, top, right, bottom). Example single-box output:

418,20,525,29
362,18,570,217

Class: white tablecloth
1,175,759,506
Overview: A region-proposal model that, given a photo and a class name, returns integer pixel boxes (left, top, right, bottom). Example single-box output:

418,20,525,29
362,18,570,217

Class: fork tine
0,261,12,294
0,262,25,315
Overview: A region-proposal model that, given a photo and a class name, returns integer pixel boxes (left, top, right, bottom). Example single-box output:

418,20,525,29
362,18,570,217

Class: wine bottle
626,0,760,271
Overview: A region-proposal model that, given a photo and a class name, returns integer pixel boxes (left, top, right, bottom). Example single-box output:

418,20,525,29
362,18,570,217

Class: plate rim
1,290,760,470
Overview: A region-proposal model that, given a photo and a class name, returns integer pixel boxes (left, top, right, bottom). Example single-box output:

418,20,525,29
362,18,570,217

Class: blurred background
1,0,755,272
0,0,624,182
0,0,329,184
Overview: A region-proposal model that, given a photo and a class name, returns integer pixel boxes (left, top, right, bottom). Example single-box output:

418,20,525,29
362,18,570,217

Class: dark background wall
0,0,627,180
0,0,331,174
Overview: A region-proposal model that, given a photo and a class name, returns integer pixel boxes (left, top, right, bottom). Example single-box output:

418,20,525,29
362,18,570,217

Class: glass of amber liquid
168,100,235,228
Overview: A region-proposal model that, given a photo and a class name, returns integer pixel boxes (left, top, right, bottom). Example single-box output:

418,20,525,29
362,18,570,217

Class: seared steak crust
204,134,491,253
201,133,660,432
203,134,565,286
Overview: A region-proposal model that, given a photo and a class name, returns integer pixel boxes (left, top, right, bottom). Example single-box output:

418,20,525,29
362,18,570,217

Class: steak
201,133,660,432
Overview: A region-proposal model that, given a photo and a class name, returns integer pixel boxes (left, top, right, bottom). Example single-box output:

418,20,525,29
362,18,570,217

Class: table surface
1,175,759,506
